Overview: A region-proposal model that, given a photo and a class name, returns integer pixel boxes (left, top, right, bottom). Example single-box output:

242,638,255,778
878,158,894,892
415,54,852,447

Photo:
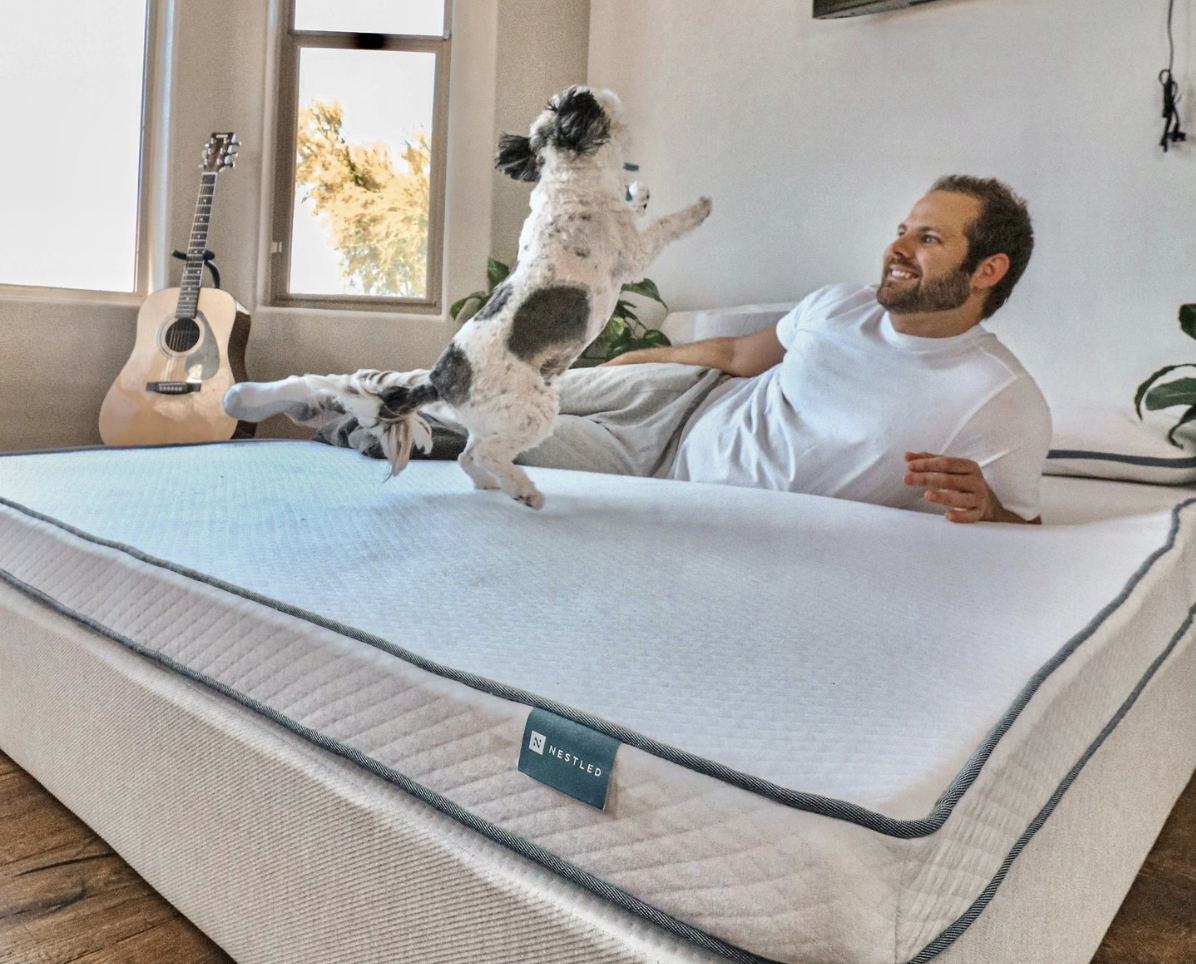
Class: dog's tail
223,369,440,476
363,372,440,476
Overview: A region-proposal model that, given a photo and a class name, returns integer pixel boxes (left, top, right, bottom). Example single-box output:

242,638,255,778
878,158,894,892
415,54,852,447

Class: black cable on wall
1159,0,1187,151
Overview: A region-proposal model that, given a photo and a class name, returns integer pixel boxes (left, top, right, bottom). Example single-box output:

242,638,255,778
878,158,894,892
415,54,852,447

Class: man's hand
903,452,1041,525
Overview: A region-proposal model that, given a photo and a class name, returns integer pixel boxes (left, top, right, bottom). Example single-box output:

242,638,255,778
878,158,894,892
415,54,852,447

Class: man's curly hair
931,175,1033,319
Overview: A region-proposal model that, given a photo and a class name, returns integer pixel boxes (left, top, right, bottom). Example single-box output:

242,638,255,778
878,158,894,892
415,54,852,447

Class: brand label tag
518,708,619,810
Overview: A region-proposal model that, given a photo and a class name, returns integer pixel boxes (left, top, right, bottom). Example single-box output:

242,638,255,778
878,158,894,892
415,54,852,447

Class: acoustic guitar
100,132,254,446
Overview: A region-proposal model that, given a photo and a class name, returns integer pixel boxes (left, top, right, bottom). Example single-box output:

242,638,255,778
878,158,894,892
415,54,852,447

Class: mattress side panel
896,514,1196,958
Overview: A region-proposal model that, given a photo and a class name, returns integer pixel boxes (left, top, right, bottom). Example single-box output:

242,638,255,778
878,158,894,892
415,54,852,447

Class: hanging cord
1160,0,1187,151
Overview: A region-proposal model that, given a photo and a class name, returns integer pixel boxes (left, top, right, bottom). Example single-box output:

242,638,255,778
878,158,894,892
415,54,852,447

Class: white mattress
1,442,1194,964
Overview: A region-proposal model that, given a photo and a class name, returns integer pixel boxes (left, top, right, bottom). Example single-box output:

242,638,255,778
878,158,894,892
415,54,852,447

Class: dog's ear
495,133,540,182
546,87,611,156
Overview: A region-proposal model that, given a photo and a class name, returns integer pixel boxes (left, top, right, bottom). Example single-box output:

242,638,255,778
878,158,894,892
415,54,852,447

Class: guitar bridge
146,381,202,395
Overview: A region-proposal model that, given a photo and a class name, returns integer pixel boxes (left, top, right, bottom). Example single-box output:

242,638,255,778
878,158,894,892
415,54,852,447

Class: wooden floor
0,751,232,964
0,749,1193,963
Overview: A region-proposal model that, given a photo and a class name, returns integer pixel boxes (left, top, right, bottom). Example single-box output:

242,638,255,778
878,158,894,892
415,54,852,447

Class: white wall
491,0,592,266
588,0,1195,408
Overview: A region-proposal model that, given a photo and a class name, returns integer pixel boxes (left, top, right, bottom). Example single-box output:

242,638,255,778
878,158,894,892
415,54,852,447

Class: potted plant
1134,303,1196,446
450,258,671,366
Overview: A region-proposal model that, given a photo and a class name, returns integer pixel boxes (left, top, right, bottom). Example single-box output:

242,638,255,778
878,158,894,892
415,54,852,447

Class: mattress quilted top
0,441,1185,819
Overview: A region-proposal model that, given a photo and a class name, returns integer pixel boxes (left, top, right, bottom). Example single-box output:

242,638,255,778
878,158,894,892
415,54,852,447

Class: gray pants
316,363,728,479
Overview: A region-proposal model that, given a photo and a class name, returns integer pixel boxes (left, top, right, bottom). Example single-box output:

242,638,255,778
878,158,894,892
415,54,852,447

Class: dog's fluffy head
495,86,624,182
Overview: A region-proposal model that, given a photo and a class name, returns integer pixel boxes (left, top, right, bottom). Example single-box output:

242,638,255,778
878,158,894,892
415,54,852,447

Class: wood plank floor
0,748,1193,963
0,751,232,964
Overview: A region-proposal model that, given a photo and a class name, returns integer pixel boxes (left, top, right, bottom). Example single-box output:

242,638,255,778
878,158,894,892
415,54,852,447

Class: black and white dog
224,86,711,508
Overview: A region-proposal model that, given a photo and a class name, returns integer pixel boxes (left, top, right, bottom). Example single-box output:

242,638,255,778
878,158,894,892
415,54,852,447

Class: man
597,175,1050,524
328,175,1050,524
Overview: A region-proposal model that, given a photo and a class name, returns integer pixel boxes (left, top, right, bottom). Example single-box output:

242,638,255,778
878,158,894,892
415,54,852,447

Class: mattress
1,441,1194,964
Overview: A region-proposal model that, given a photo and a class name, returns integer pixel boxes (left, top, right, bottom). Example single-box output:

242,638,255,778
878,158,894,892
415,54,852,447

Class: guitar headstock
201,132,239,173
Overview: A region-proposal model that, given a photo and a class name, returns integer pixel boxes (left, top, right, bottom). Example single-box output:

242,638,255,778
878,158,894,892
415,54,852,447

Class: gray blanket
316,363,729,479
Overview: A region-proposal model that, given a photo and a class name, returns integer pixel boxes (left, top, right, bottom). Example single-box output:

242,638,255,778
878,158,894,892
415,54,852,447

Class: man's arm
903,452,1042,525
599,325,787,378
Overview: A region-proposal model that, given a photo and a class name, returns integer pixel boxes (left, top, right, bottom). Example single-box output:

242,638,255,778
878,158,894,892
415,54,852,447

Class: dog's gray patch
429,344,473,407
472,282,512,322
359,432,385,460
507,286,591,362
377,382,439,421
332,416,360,446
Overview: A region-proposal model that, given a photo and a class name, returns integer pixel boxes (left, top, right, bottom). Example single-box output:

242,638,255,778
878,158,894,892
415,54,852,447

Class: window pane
294,0,445,37
0,0,147,292
289,48,436,299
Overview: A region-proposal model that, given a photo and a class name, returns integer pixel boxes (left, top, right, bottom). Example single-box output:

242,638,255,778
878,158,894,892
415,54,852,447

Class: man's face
877,191,982,316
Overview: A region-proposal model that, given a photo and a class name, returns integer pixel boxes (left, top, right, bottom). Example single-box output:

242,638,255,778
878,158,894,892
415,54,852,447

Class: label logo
519,709,620,810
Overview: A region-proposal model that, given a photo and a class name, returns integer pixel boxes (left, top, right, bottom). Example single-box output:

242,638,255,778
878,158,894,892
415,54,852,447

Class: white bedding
1,441,1194,964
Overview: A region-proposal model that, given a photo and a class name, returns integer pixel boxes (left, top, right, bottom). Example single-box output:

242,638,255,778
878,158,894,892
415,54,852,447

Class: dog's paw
514,487,545,510
694,196,713,221
627,180,650,215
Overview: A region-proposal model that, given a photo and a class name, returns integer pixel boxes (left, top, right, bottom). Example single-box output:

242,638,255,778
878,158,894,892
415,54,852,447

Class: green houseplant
450,258,671,364
1134,303,1196,446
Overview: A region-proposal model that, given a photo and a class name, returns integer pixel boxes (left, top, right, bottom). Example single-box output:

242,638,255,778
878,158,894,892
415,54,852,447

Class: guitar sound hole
165,318,200,353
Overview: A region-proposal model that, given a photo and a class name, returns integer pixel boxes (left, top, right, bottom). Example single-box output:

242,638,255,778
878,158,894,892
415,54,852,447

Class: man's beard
877,264,972,314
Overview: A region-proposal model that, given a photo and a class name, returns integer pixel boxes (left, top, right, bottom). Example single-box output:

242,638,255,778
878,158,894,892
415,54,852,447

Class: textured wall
490,0,592,266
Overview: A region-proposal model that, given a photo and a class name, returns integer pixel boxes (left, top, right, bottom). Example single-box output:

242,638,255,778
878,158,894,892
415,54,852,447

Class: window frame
269,0,452,314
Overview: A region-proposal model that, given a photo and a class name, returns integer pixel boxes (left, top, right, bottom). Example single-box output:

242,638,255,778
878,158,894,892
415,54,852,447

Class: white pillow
659,303,797,346
1044,401,1196,485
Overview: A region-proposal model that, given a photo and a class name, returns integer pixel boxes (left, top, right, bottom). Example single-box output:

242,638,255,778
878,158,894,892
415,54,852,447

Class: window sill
0,285,144,309
253,303,453,324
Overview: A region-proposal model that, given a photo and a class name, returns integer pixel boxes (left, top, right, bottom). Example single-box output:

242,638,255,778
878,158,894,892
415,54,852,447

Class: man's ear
972,253,1010,291
495,133,539,182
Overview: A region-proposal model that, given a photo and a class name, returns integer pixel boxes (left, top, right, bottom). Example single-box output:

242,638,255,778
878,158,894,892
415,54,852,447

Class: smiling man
601,174,1051,524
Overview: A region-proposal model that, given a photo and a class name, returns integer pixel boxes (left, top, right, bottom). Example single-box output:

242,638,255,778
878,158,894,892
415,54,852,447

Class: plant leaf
1181,304,1196,341
450,291,487,321
640,328,671,349
1135,364,1196,417
1166,406,1196,447
603,317,628,342
486,257,510,292
457,300,483,323
1144,377,1196,411
621,278,667,309
606,333,634,358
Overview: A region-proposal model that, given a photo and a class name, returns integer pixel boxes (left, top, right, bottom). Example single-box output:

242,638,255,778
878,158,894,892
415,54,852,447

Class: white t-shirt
669,283,1052,520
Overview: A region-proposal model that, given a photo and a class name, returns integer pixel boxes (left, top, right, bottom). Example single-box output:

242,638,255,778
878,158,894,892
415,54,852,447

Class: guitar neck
176,171,219,320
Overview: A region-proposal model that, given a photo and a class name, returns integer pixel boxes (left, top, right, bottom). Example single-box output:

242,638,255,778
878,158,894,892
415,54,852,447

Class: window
0,0,150,293
271,0,451,312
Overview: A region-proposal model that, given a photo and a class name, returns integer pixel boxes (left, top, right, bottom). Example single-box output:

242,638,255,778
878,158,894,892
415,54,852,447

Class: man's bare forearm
602,325,787,377
605,338,736,371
